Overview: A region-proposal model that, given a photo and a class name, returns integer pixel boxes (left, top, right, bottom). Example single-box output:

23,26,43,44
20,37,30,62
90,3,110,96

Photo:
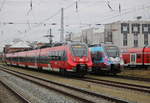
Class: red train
4,42,92,76
122,46,150,68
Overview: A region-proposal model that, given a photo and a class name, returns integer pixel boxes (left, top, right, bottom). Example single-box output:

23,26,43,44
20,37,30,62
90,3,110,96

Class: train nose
73,57,89,63
76,64,87,74
111,64,121,73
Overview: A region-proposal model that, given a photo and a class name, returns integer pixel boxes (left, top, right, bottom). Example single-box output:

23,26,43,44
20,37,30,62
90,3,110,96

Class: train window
131,54,136,62
50,51,53,56
71,45,88,57
62,51,67,61
49,51,51,56
59,51,62,57
50,51,55,60
91,51,103,61
26,57,29,62
91,52,95,61
50,51,52,56
97,51,103,60
19,57,21,62
59,51,62,61
54,51,56,56
57,51,59,57
105,46,120,58
52,51,55,56
58,51,60,56
22,57,24,62
49,51,56,60
56,51,58,57
137,54,141,59
58,51,62,60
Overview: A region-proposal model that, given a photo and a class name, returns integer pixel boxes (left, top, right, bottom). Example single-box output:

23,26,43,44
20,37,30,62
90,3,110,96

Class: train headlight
73,58,76,62
85,58,89,61
120,59,124,65
104,62,111,66
79,58,83,62
109,57,120,63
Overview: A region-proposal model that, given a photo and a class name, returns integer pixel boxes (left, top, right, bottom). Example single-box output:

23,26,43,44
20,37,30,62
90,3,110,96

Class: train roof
128,48,143,52
40,41,86,48
88,43,117,47
89,44,101,47
90,46,104,52
127,46,150,52
5,41,88,54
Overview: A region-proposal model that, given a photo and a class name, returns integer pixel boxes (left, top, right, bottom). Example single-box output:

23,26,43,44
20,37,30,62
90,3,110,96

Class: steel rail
0,80,31,103
113,75,150,82
0,66,133,103
79,77,150,93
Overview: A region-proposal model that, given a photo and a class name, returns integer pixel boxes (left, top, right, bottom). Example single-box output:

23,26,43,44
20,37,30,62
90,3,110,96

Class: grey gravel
0,70,83,103
0,82,24,103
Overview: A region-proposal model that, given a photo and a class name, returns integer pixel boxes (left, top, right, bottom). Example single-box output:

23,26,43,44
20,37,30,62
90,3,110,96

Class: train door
130,53,136,65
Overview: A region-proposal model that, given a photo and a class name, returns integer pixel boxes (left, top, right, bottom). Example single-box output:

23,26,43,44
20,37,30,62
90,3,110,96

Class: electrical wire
0,0,6,12
99,4,150,22
2,4,150,26
2,0,150,37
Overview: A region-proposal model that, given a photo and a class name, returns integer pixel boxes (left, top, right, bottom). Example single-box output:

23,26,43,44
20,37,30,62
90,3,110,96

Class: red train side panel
5,42,92,76
122,46,150,68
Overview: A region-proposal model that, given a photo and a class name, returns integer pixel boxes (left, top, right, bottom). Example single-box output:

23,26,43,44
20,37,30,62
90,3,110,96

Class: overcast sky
0,0,150,51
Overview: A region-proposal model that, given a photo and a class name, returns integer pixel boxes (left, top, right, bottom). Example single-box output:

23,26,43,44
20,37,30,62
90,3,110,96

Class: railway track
0,80,30,103
0,66,132,103
113,75,150,82
79,77,150,93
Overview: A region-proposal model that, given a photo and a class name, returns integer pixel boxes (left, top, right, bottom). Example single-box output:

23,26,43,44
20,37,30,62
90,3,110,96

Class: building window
105,31,112,42
132,24,140,34
134,33,138,47
123,33,127,46
142,24,150,34
121,23,129,33
144,34,148,46
134,40,138,47
142,24,148,33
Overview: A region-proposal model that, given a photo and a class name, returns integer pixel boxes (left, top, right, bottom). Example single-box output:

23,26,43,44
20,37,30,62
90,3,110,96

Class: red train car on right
122,45,150,68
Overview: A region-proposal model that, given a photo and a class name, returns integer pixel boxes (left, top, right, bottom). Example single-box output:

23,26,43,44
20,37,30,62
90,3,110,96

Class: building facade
81,27,105,45
77,20,150,50
104,20,150,51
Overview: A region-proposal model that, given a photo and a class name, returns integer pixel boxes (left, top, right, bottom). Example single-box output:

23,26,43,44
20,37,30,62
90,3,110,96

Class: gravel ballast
0,70,84,103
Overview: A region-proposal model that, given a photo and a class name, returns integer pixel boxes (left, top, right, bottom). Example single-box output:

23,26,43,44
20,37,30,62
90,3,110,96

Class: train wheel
60,68,66,76
25,65,28,69
78,74,84,78
111,72,117,76
38,67,42,71
5,62,9,66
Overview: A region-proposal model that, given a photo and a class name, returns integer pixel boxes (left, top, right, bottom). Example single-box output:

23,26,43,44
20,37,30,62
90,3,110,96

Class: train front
104,46,124,74
67,42,92,76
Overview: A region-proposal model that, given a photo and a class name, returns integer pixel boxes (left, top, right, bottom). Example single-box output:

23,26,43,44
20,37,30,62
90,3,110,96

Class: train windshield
71,44,88,57
104,46,120,58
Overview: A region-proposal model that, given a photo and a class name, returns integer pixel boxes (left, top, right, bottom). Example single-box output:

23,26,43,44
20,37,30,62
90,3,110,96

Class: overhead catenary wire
1,0,150,41
2,3,150,26
20,1,78,34
2,4,150,26
105,0,113,11
100,4,150,22
27,0,33,15
0,0,6,12
5,1,76,38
